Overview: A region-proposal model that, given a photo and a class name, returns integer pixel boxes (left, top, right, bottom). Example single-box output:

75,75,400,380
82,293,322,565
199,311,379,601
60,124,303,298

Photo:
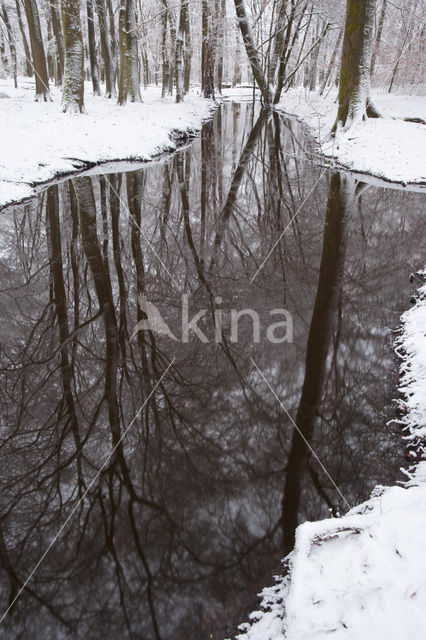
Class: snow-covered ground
232,274,426,640
0,78,212,209
274,88,426,185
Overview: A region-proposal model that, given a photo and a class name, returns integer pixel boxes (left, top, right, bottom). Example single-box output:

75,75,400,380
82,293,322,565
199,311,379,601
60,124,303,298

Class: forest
0,1,425,640
0,0,424,111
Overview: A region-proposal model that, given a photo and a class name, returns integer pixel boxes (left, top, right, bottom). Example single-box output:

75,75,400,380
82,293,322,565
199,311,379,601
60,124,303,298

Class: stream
0,101,425,639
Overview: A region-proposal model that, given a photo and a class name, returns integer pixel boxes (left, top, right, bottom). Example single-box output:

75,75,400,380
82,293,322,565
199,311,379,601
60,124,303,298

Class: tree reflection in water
0,103,425,639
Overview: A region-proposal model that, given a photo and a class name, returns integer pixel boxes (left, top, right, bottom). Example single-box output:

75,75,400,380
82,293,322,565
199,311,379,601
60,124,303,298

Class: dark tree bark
87,0,101,95
61,0,85,113
46,186,83,485
23,0,51,100
332,0,379,133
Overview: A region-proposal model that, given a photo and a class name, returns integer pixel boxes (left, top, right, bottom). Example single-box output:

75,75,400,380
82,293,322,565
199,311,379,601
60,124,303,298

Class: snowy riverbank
233,274,426,640
275,88,426,185
0,78,212,209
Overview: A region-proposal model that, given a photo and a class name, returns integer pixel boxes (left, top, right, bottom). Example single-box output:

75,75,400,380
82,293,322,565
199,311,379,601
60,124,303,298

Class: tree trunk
319,28,342,95
1,2,17,88
106,0,118,85
15,0,33,76
201,0,214,98
216,0,225,93
95,0,115,97
125,0,141,101
160,7,168,97
118,0,127,103
23,0,51,100
332,0,378,133
233,0,272,103
183,0,191,92
87,0,101,95
175,0,185,102
308,18,322,91
232,27,241,86
370,0,386,76
49,0,65,85
61,0,85,112
168,7,176,95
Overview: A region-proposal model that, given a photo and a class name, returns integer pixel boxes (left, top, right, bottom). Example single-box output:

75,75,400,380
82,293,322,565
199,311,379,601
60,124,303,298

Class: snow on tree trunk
175,0,185,102
201,0,214,98
319,28,343,95
15,0,33,77
233,0,272,103
125,0,141,102
86,0,101,95
371,0,387,76
50,0,65,85
118,0,141,105
1,2,17,88
118,0,127,104
23,0,51,101
332,0,378,133
183,0,191,93
61,0,85,113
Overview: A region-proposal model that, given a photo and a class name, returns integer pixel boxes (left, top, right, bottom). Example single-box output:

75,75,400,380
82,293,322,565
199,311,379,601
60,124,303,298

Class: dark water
0,102,424,639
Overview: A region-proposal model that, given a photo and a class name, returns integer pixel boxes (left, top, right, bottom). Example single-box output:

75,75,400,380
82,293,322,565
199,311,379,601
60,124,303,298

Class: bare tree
202,0,214,98
95,0,115,97
61,0,85,112
86,0,101,95
233,0,272,103
125,0,141,101
23,0,51,100
175,0,188,102
371,0,387,76
1,1,17,88
49,0,65,85
15,0,33,76
118,0,141,104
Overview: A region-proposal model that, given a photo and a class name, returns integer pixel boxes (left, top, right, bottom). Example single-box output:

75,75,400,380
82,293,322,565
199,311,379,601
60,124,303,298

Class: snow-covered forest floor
1,81,425,211
0,78,212,209
275,88,426,185
233,275,426,640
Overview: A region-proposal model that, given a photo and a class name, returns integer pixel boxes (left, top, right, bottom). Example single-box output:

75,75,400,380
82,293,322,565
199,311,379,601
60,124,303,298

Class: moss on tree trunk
332,0,378,133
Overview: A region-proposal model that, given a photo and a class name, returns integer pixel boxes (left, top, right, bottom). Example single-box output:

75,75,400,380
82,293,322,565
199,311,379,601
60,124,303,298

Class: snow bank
232,274,426,640
276,88,426,185
0,78,213,209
